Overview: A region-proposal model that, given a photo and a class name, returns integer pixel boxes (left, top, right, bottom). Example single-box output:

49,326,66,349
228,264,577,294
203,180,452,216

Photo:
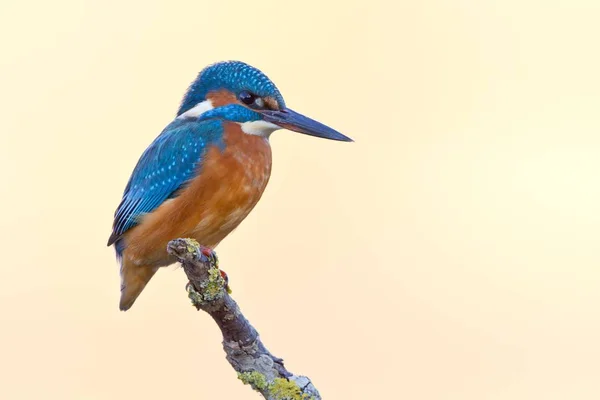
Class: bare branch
167,238,321,400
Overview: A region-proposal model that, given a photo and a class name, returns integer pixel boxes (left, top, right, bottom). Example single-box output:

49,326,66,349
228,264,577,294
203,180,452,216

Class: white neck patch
177,100,214,119
238,120,281,138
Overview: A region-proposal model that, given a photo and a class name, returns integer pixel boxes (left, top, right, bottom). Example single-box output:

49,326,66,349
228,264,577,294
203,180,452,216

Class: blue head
177,61,352,142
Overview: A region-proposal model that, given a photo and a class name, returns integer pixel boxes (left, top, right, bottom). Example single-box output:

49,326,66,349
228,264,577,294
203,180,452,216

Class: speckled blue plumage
108,118,225,250
178,61,286,116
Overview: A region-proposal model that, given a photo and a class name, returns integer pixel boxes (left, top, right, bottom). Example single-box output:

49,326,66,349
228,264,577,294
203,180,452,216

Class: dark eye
239,90,257,105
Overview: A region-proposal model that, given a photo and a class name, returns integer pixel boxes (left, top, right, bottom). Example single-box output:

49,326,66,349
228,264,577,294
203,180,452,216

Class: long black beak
262,108,353,142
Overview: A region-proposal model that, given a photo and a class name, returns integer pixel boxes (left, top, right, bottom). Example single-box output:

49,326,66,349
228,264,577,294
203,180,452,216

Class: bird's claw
196,246,231,293
197,245,217,264
220,269,232,294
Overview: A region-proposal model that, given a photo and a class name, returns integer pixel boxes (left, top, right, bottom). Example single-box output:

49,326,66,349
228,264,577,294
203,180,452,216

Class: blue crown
177,61,286,116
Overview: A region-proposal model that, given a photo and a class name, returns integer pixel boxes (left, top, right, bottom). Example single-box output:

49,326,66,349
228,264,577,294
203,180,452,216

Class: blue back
108,118,224,248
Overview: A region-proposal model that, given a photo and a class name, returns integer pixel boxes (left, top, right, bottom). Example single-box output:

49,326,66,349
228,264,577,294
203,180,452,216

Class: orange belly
121,122,272,267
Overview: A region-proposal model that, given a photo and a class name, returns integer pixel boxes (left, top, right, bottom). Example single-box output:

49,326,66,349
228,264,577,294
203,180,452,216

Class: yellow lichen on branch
167,238,321,400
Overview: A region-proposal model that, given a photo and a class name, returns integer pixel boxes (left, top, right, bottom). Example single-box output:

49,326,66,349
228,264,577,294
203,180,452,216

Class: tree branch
167,238,321,400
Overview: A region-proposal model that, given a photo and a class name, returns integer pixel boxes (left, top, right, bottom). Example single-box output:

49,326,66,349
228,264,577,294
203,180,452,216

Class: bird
108,61,352,311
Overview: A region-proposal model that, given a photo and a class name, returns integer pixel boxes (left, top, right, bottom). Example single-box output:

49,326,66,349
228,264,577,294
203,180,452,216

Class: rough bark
167,238,321,400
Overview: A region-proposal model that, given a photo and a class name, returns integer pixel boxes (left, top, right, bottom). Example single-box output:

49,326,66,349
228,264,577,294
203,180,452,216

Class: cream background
1,1,599,399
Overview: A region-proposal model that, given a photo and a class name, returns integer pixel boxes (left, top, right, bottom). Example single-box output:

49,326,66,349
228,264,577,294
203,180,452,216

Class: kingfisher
107,61,352,311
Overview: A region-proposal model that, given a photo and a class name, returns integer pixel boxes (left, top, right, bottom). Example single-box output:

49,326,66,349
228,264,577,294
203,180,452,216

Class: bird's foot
220,269,232,294
198,245,217,264
197,246,231,294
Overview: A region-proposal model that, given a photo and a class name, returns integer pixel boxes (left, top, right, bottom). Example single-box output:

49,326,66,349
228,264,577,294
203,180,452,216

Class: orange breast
122,122,272,267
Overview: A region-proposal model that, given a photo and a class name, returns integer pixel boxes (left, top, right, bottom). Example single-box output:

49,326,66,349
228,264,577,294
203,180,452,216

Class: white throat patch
177,100,214,119
238,120,281,138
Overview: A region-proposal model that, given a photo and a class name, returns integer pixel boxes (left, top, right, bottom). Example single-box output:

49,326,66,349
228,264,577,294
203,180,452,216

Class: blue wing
107,118,224,246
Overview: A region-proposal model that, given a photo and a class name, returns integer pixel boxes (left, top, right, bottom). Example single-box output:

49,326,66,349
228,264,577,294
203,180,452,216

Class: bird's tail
119,259,158,311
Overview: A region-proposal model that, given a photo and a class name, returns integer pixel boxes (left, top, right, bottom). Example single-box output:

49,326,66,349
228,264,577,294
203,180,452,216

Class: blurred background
1,0,599,399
